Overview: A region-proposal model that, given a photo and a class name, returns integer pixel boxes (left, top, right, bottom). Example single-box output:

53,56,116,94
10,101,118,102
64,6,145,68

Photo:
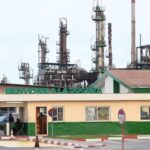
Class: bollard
34,136,40,148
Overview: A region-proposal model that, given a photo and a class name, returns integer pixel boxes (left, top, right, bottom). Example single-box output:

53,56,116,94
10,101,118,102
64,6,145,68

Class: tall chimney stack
108,23,112,69
131,0,136,65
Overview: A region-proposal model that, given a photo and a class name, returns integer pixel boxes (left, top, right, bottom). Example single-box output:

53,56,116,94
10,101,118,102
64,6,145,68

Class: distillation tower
35,18,88,87
57,18,70,64
37,35,49,85
18,62,33,84
91,0,106,74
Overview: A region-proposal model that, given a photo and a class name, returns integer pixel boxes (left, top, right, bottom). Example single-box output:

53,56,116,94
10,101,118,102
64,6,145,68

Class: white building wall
120,84,129,93
104,76,114,93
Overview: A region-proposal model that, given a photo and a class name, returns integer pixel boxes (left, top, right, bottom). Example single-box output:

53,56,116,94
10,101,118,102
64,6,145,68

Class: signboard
48,108,57,117
5,88,50,94
5,87,101,94
118,109,126,124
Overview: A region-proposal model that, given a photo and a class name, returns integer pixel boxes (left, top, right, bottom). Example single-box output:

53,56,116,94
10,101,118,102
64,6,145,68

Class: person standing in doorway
39,112,46,134
8,113,14,123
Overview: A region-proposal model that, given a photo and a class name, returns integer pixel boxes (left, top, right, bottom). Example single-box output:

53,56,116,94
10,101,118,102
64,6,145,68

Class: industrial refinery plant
16,0,150,88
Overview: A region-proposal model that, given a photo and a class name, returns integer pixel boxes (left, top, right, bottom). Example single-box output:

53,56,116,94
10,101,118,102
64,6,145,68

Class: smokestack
108,23,112,69
131,0,136,65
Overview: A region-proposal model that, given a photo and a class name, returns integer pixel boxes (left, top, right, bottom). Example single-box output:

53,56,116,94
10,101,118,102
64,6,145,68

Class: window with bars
0,107,16,115
52,107,63,121
141,106,150,120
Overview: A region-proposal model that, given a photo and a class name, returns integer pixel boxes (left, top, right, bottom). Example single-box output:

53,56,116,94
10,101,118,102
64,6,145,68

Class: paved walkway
0,136,103,149
0,135,150,149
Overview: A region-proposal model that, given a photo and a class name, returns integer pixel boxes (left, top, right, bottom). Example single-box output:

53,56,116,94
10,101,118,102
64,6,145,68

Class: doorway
36,107,47,135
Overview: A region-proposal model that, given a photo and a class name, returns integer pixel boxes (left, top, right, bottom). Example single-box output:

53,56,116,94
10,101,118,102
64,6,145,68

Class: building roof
109,70,150,88
90,69,150,93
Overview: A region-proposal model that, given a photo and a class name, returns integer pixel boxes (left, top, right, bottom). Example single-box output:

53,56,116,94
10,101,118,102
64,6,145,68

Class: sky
0,0,149,84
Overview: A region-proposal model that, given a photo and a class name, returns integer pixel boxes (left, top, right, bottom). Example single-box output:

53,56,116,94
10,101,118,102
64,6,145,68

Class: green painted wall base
24,122,35,136
24,122,150,136
48,122,150,136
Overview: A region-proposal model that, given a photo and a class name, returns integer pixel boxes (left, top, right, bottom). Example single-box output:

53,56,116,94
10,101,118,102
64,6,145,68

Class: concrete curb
71,135,150,142
1,135,150,141
28,136,104,148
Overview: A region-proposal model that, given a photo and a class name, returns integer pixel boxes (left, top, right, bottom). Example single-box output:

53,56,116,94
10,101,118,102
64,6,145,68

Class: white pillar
6,123,10,136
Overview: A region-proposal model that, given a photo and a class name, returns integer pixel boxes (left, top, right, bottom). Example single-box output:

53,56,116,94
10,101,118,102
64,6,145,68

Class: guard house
0,82,150,136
